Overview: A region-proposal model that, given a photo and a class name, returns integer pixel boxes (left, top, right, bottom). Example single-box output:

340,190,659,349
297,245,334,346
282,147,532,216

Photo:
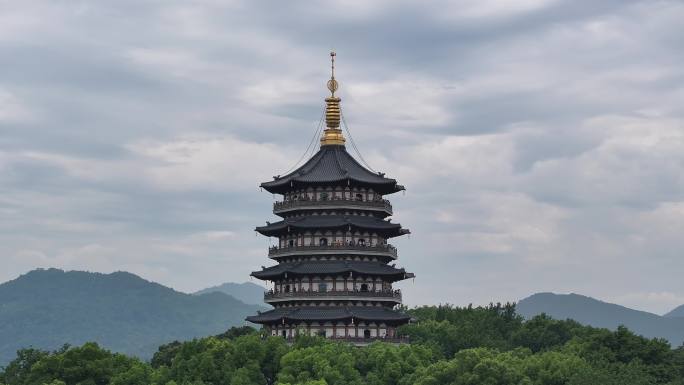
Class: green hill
0,268,264,365
194,281,267,305
517,292,684,346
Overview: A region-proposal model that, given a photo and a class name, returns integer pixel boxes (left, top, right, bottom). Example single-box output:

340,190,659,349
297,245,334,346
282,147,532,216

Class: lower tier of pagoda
246,305,410,324
247,305,411,343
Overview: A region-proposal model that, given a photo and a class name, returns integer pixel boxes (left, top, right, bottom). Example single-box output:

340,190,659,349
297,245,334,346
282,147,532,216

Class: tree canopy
2,305,684,385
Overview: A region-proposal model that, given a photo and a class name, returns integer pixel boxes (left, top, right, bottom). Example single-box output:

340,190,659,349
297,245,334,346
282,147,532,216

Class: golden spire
320,51,346,146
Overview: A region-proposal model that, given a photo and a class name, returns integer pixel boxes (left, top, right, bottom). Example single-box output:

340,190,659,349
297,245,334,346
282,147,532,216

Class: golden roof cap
321,51,345,146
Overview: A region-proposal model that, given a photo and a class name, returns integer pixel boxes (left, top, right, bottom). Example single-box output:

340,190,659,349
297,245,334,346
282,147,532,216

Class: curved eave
261,179,404,196
274,206,392,219
251,261,413,281
246,306,411,325
255,216,408,238
259,145,405,195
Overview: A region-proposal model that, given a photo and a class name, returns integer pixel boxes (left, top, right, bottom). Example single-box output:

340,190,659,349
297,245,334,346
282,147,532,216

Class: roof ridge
339,145,386,178
332,146,348,175
297,148,326,176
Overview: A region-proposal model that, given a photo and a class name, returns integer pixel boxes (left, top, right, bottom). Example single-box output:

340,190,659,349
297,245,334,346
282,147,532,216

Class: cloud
1,0,684,314
0,89,33,122
127,135,295,192
609,292,684,316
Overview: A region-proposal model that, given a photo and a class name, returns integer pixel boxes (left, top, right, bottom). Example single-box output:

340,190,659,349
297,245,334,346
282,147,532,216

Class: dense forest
2,304,684,385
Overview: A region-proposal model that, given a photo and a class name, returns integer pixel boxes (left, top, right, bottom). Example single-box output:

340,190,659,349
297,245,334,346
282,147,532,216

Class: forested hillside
0,269,264,365
2,304,684,385
517,292,684,346
194,282,267,306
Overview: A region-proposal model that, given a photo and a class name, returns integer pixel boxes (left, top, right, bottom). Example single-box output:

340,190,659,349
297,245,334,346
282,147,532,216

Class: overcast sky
1,0,683,314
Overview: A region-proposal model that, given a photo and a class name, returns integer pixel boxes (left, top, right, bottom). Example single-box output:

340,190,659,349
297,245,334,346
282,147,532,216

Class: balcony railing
268,244,398,258
280,336,410,344
264,289,402,301
274,198,392,214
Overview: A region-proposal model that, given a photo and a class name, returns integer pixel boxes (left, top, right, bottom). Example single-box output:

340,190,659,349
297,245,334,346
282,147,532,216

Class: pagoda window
320,192,329,201
288,239,294,247
360,283,369,292
363,329,371,339
318,282,328,292
355,193,363,201
284,284,291,293
319,237,328,246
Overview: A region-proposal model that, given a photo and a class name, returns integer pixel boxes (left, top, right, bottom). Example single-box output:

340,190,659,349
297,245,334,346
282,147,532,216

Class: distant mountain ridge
665,304,684,318
0,268,264,366
517,292,684,347
194,281,266,306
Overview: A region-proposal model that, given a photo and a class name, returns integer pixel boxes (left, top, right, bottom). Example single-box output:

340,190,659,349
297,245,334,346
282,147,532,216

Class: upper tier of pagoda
260,145,405,195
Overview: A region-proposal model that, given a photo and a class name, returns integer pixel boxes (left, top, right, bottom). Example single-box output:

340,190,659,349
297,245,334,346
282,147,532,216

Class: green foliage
277,341,434,385
2,304,684,385
216,326,258,340
0,343,151,385
354,342,434,385
510,314,588,352
277,343,361,385
0,347,50,385
402,347,593,385
399,303,522,357
154,334,288,385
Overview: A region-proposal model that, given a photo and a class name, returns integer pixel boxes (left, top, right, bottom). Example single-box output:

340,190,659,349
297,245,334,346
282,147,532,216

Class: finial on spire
321,51,345,147
327,51,339,97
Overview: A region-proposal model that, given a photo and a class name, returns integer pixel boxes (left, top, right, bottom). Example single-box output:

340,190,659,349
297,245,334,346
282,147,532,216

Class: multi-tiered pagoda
246,52,414,343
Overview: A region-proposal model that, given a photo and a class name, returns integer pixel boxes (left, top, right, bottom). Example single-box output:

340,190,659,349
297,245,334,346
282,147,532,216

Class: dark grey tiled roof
246,306,411,324
261,145,404,194
255,215,409,238
251,260,413,280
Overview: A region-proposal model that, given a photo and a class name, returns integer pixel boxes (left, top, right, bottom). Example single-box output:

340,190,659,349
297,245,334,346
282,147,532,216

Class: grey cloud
1,0,684,314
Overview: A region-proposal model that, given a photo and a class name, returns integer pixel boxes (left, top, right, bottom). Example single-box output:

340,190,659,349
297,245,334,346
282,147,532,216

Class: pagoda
246,52,414,343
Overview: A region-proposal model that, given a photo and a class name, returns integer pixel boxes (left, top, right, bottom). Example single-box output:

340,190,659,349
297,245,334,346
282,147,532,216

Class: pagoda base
260,320,405,341
280,336,409,346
